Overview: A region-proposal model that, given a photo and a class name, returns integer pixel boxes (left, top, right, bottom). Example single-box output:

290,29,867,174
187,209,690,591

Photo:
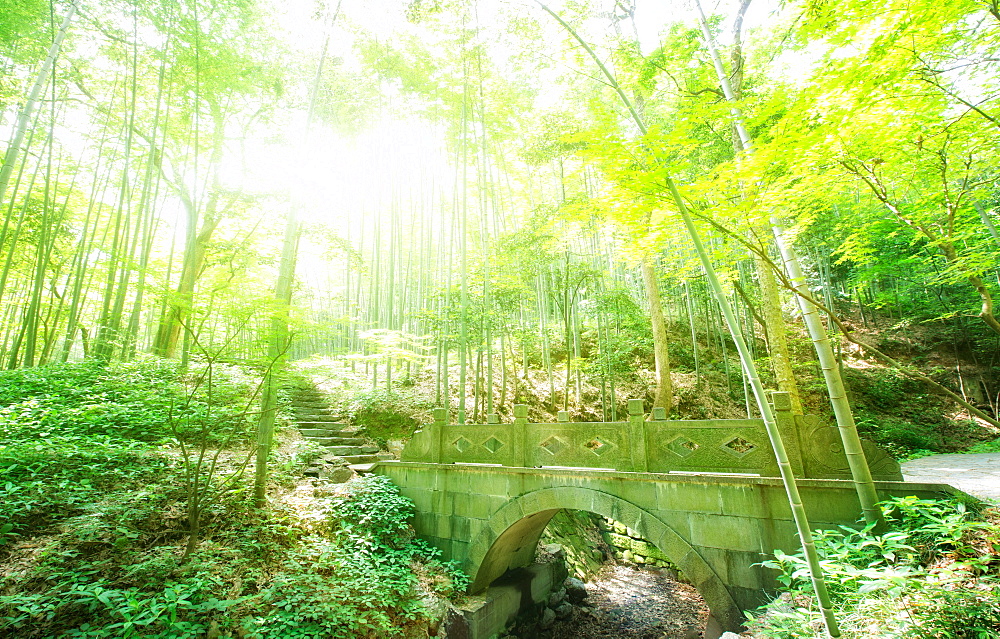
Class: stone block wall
598,517,681,572
538,510,609,579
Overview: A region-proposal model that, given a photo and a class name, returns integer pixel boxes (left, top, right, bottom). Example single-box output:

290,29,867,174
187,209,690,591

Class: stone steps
294,420,350,428
304,437,364,447
287,381,395,482
297,427,356,437
305,437,366,447
293,412,341,421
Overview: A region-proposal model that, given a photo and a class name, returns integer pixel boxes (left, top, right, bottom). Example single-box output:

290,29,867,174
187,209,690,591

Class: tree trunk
755,252,804,413
640,259,672,413
0,3,77,212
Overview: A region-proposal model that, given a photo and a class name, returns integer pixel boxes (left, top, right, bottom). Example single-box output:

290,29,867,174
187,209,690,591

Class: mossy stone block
689,514,762,552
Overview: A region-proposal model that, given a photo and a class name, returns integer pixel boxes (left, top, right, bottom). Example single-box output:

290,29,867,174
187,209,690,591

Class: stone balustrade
400,391,902,481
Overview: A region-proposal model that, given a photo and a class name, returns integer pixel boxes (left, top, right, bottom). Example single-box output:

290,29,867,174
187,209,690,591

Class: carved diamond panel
721,436,756,458
539,436,568,456
665,435,700,458
483,436,505,454
453,437,472,453
584,437,612,456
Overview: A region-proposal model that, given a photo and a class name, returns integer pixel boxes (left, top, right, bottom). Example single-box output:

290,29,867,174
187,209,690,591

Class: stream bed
505,563,710,639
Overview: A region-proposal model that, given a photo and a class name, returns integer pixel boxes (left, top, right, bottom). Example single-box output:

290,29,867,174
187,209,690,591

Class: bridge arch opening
465,486,743,632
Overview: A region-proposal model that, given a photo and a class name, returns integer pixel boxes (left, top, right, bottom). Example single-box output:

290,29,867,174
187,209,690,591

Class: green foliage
0,359,261,556
583,287,653,379
328,474,416,550
0,369,460,638
750,497,1000,638
0,0,48,71
856,413,943,458
969,438,1000,454
245,476,468,638
345,388,427,444
0,360,177,442
0,473,279,637
0,359,259,447
846,367,951,456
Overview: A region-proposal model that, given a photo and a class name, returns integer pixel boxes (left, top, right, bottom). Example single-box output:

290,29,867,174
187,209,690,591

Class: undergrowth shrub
748,497,1000,638
245,475,468,638
969,438,1000,453
1,362,460,638
0,359,260,547
0,359,259,447
846,367,949,457
345,389,427,444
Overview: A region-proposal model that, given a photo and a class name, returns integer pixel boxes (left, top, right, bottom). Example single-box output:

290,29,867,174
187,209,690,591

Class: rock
541,543,565,559
313,485,337,497
555,602,573,620
320,466,354,483
548,588,566,607
622,550,634,563
564,577,587,604
361,445,379,454
719,633,743,639
420,594,447,636
540,607,557,630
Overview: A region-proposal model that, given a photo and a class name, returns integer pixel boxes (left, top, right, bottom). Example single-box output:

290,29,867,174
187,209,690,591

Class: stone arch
466,486,742,631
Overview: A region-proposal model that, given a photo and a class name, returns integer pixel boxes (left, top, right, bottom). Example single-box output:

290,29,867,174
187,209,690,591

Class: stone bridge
370,393,956,631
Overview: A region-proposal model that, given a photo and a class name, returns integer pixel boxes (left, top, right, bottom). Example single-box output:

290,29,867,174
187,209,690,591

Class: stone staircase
289,382,391,481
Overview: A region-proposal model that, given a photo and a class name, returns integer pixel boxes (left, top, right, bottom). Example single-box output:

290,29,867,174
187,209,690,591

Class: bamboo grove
3,0,1000,428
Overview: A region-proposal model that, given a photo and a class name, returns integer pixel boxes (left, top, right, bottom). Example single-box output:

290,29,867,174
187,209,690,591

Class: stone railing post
430,407,447,463
487,413,499,424
513,404,529,467
556,410,570,422
769,391,803,475
627,399,648,472
651,407,668,421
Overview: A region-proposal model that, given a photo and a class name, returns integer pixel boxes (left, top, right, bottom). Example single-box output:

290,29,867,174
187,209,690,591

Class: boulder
564,577,587,604
540,607,557,630
548,588,566,607
541,543,565,559
320,466,354,483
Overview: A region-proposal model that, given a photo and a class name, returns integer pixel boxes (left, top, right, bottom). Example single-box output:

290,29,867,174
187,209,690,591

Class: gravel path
549,564,708,639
